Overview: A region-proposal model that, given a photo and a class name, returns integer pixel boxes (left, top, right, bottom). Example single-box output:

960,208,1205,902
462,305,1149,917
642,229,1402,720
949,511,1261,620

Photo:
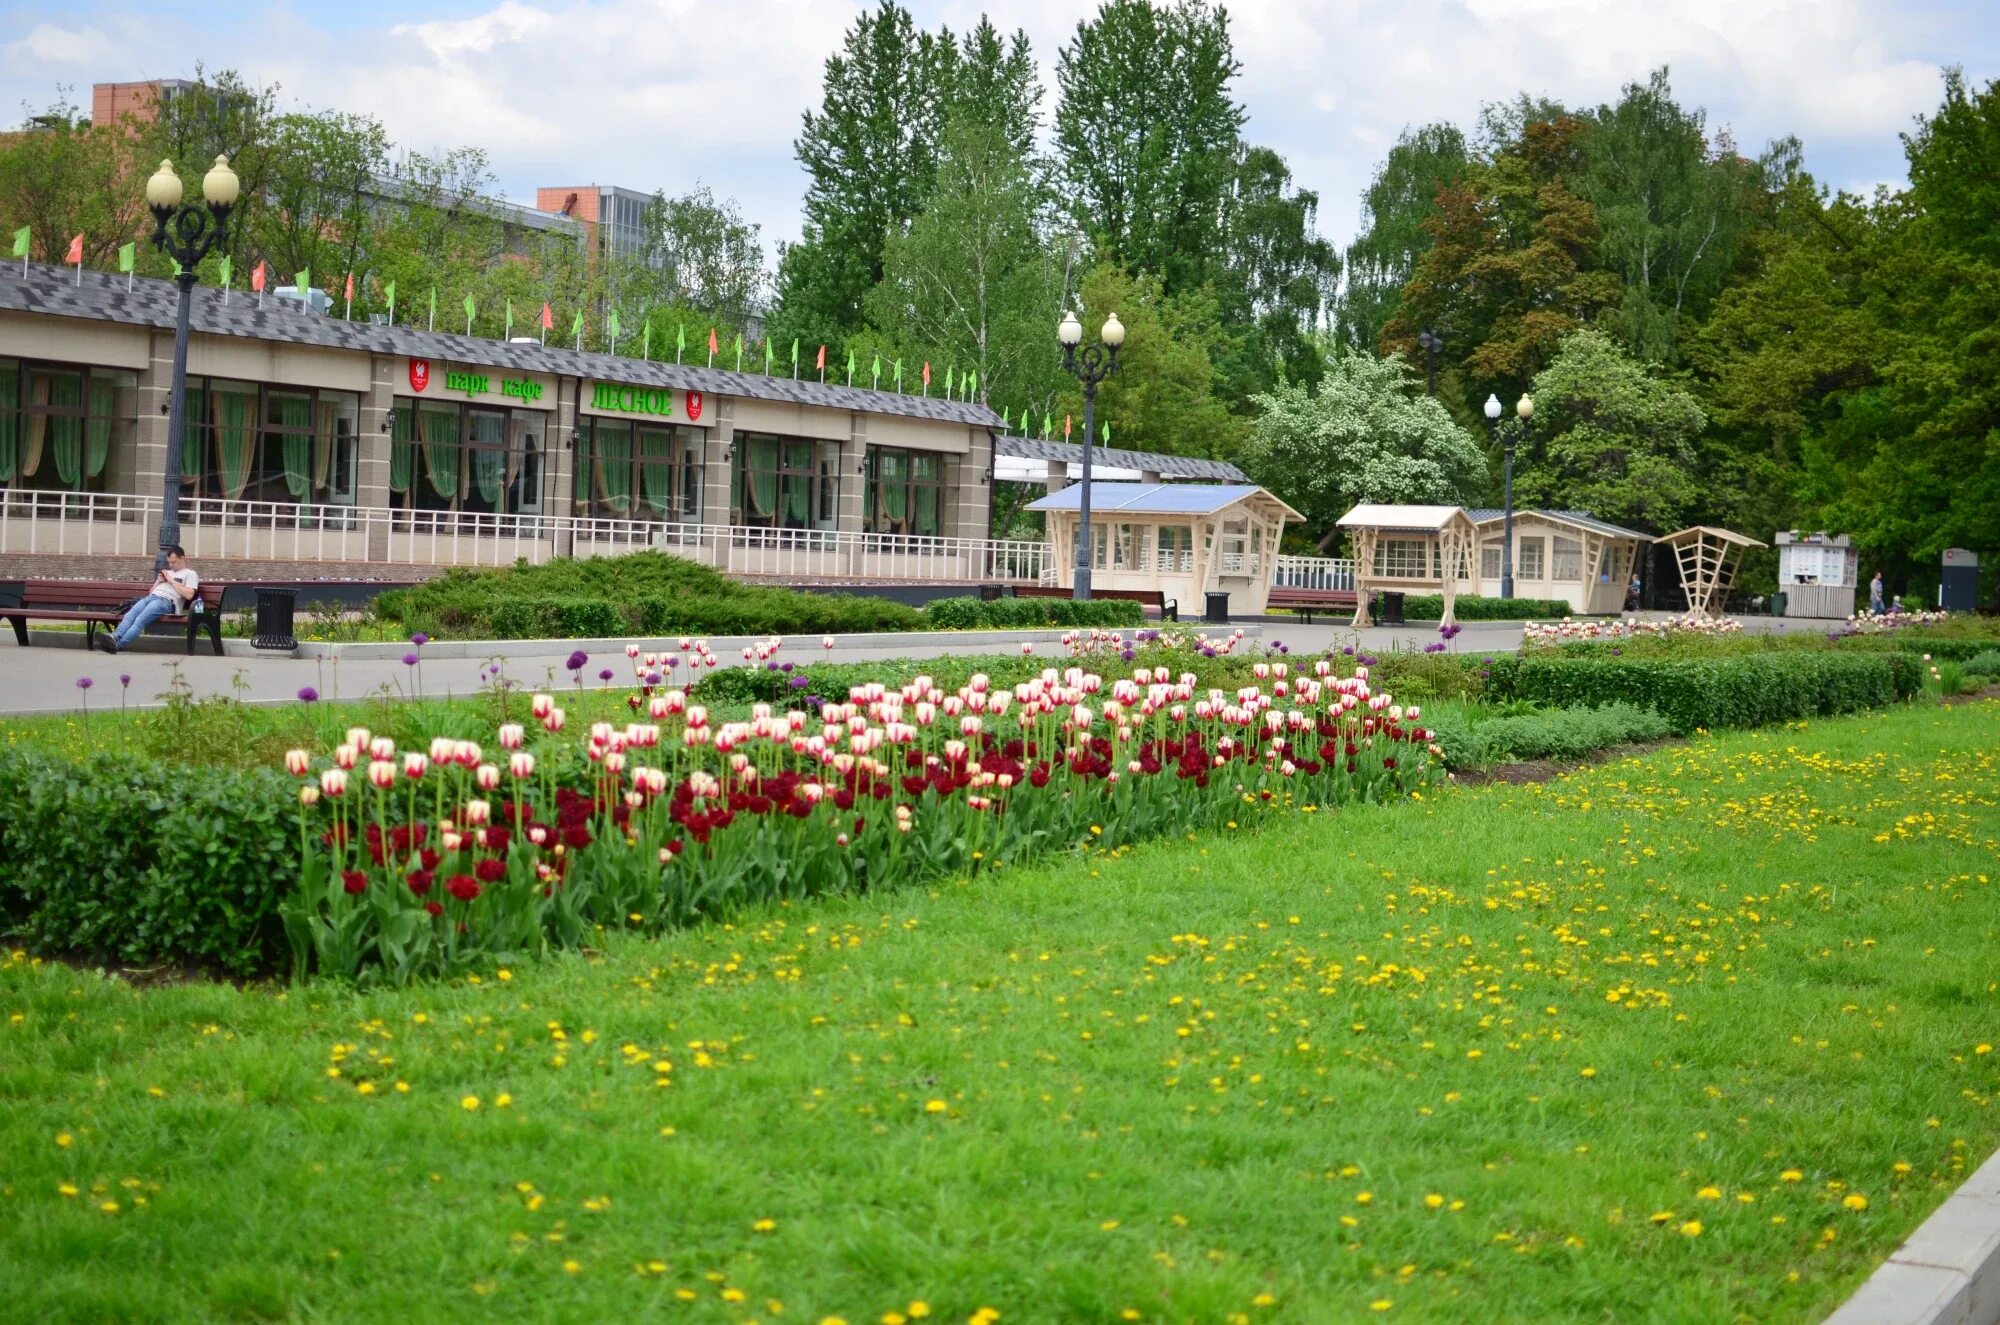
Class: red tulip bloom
446,873,481,903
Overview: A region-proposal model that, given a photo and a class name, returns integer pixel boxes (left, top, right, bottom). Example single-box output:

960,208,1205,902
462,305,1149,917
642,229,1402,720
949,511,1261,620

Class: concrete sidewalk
0,618,1529,716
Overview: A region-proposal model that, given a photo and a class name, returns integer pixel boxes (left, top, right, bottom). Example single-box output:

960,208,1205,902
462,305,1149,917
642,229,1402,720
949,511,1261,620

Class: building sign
584,381,708,426
404,359,553,411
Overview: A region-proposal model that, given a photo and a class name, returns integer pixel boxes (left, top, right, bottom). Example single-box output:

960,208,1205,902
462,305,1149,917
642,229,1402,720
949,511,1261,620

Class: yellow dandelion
1844,1194,1869,1211
1780,1169,1803,1183
752,1218,777,1232
55,1133,72,1148
1424,1194,1444,1209
1100,1219,1120,1231
562,1259,581,1274
907,1305,930,1319
923,1099,948,1114
460,1095,480,1111
1697,1186,1721,1201
1680,1220,1702,1237
1369,1301,1392,1313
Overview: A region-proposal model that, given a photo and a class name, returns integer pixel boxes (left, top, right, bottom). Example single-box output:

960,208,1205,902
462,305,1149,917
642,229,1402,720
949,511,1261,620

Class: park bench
0,578,228,654
1266,586,1357,623
1014,584,1177,621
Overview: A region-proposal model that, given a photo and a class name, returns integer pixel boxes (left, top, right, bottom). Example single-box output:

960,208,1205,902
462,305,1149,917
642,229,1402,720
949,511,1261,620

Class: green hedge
0,751,294,977
1482,651,1923,734
1964,649,2000,677
1425,701,1673,768
921,596,1146,630
1399,594,1575,621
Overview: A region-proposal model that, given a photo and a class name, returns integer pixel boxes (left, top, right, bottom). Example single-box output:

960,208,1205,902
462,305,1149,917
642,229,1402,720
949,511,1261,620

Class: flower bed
279,655,1441,983
1521,614,1745,647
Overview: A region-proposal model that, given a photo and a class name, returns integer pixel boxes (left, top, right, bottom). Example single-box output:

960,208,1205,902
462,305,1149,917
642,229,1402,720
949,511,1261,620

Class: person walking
99,546,198,654
1869,570,1885,616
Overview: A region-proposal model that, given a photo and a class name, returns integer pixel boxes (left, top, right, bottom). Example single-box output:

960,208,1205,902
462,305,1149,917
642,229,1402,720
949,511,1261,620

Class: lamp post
1057,310,1125,600
1417,327,1443,397
145,155,239,570
1497,392,1533,599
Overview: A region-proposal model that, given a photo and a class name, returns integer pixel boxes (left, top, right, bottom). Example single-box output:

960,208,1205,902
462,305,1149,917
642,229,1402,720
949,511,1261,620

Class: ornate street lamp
1417,327,1444,397
1056,310,1125,600
1493,392,1533,599
145,155,238,570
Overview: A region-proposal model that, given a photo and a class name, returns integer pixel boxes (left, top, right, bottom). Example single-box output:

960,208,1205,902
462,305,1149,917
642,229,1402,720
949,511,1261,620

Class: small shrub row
1482,651,1923,734
1426,701,1673,768
472,591,922,640
1963,649,2000,677
1395,593,1576,621
921,596,1146,631
0,750,294,977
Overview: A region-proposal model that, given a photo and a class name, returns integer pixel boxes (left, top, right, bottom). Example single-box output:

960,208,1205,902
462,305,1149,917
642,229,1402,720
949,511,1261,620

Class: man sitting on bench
99,545,198,654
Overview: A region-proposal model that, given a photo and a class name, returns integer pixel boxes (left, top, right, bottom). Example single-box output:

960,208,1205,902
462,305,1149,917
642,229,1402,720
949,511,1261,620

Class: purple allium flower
598,668,615,682
1121,648,1136,662
402,652,420,667
645,672,662,686
1342,646,1355,656
76,676,93,690
789,675,811,689
410,632,429,647
566,650,589,672
298,686,319,703
780,661,794,673
119,674,131,688
664,656,679,668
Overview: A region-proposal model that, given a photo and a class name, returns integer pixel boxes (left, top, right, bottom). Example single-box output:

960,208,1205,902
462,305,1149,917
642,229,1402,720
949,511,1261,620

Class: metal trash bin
252,587,299,651
978,583,1005,602
1769,590,1787,618
1204,591,1231,624
1380,591,1406,625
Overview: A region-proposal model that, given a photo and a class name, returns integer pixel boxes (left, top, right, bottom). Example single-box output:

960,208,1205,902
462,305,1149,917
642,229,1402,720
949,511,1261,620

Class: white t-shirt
149,567,199,608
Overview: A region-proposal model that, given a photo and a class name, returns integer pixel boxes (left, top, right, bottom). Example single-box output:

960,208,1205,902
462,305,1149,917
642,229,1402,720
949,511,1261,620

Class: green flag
608,308,621,340
893,358,903,391
790,339,799,376
117,242,136,273
1001,405,1011,431
296,269,310,296
945,366,955,397
676,322,686,361
846,350,856,385
218,256,232,286
871,354,882,389
505,300,513,337
571,310,584,338
764,337,774,374
170,257,182,278
385,281,396,320
967,370,977,400
463,293,476,327
1102,420,1111,444
1042,411,1053,439
643,322,651,360
10,226,28,258
429,289,437,328
734,333,743,371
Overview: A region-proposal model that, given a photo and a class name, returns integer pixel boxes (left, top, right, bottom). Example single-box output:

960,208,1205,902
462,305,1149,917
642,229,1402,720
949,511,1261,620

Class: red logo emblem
685,391,703,422
409,359,431,392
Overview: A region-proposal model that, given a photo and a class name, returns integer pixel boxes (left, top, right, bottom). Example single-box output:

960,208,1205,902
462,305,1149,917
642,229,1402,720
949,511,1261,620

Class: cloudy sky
4,0,1995,269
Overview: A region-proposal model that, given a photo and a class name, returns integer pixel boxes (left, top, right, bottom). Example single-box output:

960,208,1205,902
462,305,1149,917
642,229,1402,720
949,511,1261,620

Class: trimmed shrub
0,750,294,977
1963,649,2000,677
1425,701,1673,767
1482,651,1923,734
1400,594,1574,621
921,597,1146,630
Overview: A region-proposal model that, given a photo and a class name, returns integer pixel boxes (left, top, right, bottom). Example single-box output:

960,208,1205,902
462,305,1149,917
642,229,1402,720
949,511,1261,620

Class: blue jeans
112,594,176,649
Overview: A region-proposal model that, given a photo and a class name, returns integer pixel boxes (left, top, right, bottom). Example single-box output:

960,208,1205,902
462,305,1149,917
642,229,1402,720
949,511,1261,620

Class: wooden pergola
1660,526,1766,617
1337,504,1480,627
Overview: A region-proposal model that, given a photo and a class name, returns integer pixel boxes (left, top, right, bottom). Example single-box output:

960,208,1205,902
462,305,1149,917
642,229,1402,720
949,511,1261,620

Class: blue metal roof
1026,483,1270,516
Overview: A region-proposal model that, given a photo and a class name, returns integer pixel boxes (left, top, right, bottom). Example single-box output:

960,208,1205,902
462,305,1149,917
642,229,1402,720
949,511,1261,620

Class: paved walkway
0,615,1833,717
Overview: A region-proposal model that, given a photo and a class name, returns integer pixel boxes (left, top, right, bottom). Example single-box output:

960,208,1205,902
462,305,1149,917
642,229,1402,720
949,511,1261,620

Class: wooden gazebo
1336,504,1479,628
1660,526,1766,617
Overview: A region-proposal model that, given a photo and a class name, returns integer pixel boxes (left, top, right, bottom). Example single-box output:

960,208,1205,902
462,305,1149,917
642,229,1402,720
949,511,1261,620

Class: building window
733,433,836,530
1481,543,1502,579
863,447,945,536
390,397,545,517
1374,537,1434,578
178,377,357,508
574,420,700,522
0,358,134,498
1157,524,1193,572
1519,537,1545,580
1553,535,1583,581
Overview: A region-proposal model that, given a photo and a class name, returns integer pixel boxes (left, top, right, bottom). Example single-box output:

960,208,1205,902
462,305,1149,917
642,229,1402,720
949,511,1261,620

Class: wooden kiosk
1336,504,1479,627
1660,526,1765,616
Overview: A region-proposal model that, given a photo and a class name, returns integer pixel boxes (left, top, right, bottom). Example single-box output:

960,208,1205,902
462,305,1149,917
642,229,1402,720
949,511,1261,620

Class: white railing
0,491,1054,585
1274,554,1356,591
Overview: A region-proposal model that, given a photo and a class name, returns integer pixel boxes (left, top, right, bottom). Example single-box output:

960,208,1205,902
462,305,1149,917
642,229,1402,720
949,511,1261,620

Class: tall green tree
636,185,766,336
252,109,389,292
0,96,151,269
954,16,1042,148
134,68,278,276
1337,123,1467,352
1058,262,1243,459
1241,349,1485,550
1216,145,1339,394
1053,0,1244,295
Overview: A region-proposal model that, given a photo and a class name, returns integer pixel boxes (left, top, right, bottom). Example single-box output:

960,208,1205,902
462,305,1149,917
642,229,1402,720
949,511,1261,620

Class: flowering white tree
1243,350,1485,550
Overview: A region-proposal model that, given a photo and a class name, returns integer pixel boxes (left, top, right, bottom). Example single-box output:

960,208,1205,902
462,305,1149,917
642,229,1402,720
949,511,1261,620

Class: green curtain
0,367,16,482
745,436,777,519
217,389,255,500
420,407,459,500
784,472,810,525
914,484,939,536
595,422,632,515
85,378,114,479
470,413,505,506
389,407,415,494
47,374,83,487
276,394,313,498
638,428,673,514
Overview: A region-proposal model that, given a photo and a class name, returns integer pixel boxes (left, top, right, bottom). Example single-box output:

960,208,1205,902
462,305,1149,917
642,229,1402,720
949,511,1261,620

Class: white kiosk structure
1773,531,1859,618
1337,504,1479,627
1660,526,1765,617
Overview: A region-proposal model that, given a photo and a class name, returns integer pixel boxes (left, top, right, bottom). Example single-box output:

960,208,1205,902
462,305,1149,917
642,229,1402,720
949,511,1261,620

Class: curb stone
1823,1145,2000,1325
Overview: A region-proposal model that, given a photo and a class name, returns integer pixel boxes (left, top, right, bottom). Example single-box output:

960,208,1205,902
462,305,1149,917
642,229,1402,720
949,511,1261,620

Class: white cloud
5,23,112,69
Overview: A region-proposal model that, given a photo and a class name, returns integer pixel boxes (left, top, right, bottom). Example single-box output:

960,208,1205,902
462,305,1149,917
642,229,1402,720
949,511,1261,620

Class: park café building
0,262,1040,586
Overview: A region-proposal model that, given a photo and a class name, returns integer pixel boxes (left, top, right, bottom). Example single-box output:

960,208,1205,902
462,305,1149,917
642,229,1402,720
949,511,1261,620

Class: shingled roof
0,263,1004,429
993,435,1247,482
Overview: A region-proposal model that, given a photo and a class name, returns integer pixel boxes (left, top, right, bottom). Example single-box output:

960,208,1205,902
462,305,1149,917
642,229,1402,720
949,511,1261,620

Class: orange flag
1064,414,1072,438
708,327,719,357
65,233,83,265
540,302,553,330
815,344,827,371
251,261,267,292
344,271,355,302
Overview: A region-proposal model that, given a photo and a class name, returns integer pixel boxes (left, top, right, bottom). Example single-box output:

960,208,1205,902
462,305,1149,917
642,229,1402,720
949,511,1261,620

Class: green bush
920,596,1146,630
1963,649,2000,677
1398,594,1574,621
1425,701,1673,767
1482,651,1923,734
0,750,294,977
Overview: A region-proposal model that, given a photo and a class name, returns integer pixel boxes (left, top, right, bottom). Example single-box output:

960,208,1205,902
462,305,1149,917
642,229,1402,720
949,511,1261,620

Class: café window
181,378,358,508
1552,535,1583,581
390,398,546,517
732,433,837,530
1518,537,1546,580
1157,524,1193,572
863,446,945,537
0,358,135,497
1373,537,1434,578
1481,542,1502,579
574,419,701,522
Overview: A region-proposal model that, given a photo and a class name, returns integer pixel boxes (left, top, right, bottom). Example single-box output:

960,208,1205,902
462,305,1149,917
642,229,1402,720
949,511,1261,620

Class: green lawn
3,700,1997,1323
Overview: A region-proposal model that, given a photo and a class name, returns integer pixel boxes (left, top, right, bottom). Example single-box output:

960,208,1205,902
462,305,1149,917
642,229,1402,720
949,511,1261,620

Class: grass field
3,699,1996,1323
